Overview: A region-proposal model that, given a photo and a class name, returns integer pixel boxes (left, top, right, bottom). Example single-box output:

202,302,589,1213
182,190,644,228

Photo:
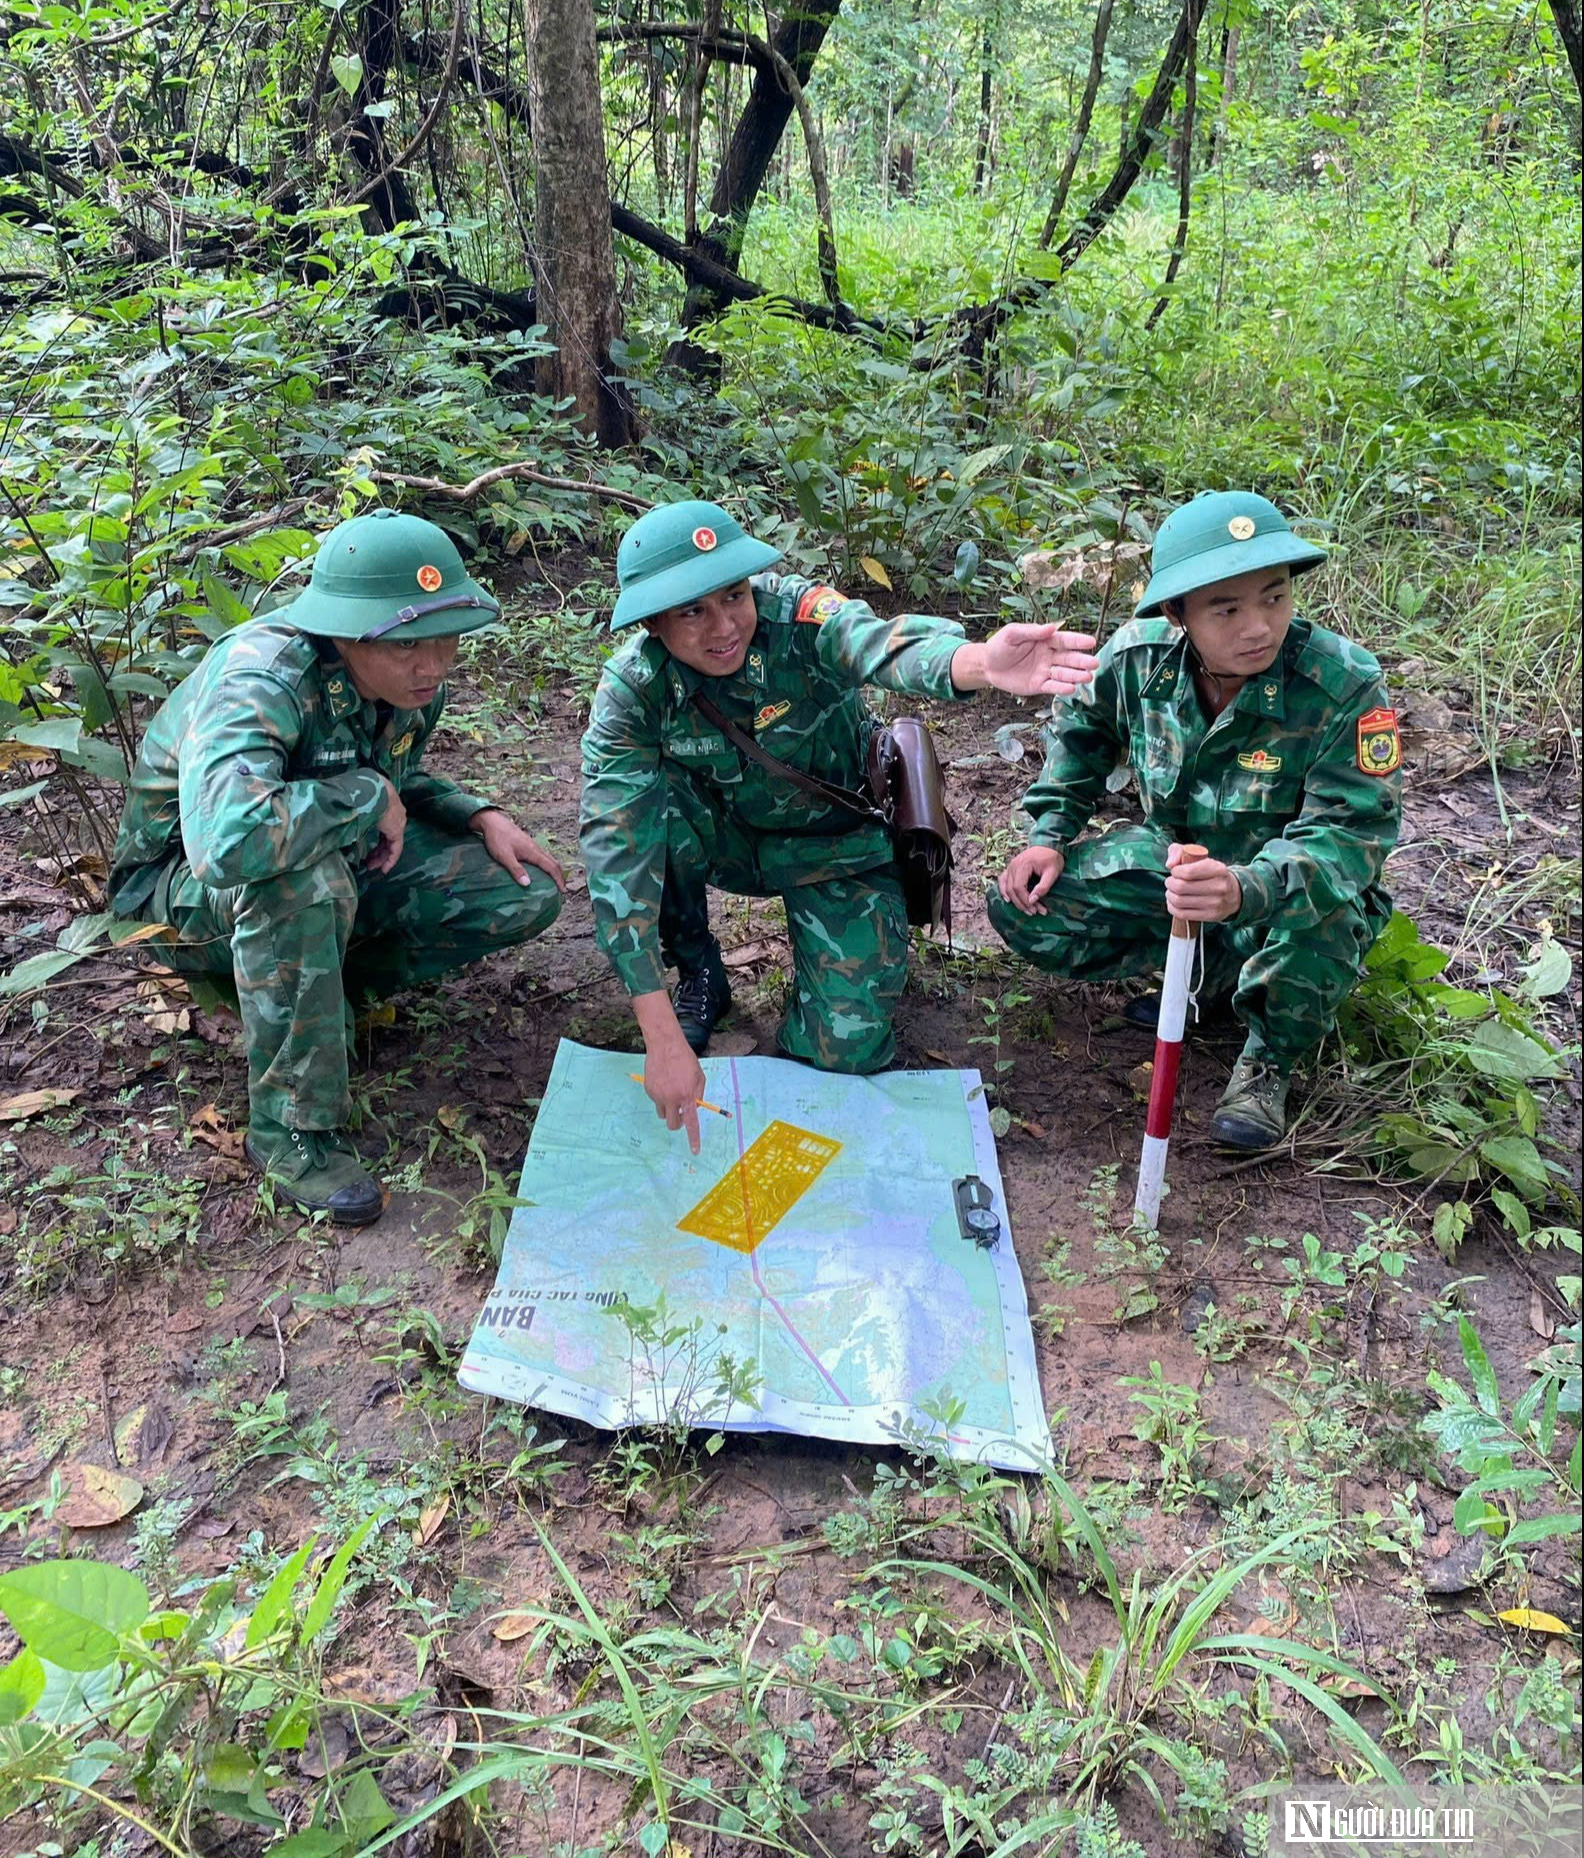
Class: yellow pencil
627,1073,732,1118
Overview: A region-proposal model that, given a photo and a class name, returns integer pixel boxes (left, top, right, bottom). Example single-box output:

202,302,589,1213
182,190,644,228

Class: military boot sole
1208,1109,1284,1152
243,1135,386,1226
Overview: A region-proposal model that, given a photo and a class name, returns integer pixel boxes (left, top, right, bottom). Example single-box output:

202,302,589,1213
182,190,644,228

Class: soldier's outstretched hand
474,809,568,892
978,623,1099,699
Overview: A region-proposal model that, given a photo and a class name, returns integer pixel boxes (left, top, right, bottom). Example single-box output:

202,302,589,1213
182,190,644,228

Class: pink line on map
730,1057,852,1407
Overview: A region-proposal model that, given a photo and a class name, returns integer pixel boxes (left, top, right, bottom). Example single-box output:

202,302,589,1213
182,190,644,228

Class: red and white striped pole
1133,842,1207,1230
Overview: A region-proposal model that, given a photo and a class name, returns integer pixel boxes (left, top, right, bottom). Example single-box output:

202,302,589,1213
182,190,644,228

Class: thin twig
369,464,653,512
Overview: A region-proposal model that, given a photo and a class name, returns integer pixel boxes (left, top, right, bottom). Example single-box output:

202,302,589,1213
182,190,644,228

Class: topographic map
459,1040,1052,1470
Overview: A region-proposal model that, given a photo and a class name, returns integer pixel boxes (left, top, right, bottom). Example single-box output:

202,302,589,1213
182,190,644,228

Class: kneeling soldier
109,510,566,1222
990,491,1402,1149
581,500,1099,1152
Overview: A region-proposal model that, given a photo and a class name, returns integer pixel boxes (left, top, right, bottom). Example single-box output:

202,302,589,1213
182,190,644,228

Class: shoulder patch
1356,706,1401,777
794,585,846,625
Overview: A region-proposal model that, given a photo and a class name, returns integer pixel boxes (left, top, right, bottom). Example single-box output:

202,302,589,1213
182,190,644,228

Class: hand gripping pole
1133,843,1208,1229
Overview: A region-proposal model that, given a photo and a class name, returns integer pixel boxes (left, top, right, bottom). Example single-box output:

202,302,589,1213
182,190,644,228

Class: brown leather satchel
689,691,955,933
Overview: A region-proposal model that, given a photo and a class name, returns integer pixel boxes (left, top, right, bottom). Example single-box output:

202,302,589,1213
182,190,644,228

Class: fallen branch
369,463,654,513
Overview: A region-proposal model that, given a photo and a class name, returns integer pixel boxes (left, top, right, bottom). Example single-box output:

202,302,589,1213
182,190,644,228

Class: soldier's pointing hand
978,623,1099,699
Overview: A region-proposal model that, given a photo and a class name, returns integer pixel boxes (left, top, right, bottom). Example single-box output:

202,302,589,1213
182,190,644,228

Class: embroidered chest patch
755,701,792,729
795,585,845,625
1356,706,1401,777
1237,749,1284,773
389,731,416,760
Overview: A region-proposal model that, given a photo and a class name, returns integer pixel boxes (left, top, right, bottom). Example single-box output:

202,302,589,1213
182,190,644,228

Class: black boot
672,953,732,1056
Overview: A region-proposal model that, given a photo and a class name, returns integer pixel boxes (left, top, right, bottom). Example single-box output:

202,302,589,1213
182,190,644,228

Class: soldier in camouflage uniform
991,490,1402,1149
580,500,1099,1152
110,510,566,1222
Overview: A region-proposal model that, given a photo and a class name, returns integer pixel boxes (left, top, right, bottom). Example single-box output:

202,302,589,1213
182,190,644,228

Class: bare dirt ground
1,648,1579,1855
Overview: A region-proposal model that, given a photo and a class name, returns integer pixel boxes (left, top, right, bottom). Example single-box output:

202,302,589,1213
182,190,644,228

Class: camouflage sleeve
396,697,494,833
578,667,670,996
777,577,967,699
177,669,388,888
1230,685,1402,929
1018,650,1126,850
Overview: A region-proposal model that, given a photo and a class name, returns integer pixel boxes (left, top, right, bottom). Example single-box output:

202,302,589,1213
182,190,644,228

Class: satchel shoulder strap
689,688,882,825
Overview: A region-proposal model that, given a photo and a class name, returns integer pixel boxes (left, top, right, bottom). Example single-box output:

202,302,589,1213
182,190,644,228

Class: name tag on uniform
669,735,726,757
309,748,358,768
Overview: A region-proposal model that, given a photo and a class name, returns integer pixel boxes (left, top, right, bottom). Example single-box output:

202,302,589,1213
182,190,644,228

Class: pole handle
1168,842,1209,940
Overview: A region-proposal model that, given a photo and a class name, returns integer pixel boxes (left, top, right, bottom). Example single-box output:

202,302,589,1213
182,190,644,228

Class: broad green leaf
1503,1515,1581,1550
7,716,82,752
0,778,49,810
330,52,364,96
1491,1188,1531,1241
1480,1134,1551,1204
1466,1020,1563,1081
0,1561,150,1671
1518,938,1571,999
0,949,87,996
1457,1315,1500,1417
300,1518,374,1644
244,1536,318,1650
269,1834,347,1858
0,1649,46,1725
201,566,253,630
335,1767,396,1843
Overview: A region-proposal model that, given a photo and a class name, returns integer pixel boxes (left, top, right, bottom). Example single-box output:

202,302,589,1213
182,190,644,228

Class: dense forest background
0,0,1579,813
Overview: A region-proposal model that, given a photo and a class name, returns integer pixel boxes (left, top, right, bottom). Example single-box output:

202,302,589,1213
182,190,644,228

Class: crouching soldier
108,510,566,1222
580,500,1099,1152
990,491,1402,1149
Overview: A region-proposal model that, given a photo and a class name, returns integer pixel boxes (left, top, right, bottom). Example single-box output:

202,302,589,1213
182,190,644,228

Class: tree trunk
520,0,634,445
1039,0,1114,248
669,0,845,356
1147,17,1199,329
1547,0,1583,96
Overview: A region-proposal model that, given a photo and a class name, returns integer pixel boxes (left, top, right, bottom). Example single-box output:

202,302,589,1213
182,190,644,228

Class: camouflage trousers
658,787,908,1075
142,820,561,1130
986,824,1389,1069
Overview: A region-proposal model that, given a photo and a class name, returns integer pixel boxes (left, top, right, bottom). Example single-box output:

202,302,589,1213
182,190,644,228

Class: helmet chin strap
360,593,494,641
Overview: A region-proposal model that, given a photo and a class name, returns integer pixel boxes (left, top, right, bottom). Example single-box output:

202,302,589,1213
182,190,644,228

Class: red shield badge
1356,706,1401,777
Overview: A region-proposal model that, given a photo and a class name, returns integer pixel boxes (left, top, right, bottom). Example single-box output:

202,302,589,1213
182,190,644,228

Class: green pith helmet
1134,491,1328,618
610,500,781,631
285,509,500,641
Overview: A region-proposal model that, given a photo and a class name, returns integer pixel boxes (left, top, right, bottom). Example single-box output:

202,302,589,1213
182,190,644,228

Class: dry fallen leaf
723,938,779,969
0,1087,83,1122
1497,1607,1573,1636
1529,1291,1557,1341
859,554,893,590
437,1104,466,1131
413,1492,451,1547
492,1611,538,1642
1127,1060,1156,1097
189,1103,245,1160
146,1008,191,1035
58,1464,144,1528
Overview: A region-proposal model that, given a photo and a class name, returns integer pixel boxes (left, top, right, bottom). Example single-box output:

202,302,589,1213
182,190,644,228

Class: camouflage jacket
1020,615,1401,929
109,619,490,915
580,572,969,995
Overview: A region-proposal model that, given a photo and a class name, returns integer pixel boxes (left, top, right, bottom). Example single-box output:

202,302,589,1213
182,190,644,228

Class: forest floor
1,598,1580,1856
